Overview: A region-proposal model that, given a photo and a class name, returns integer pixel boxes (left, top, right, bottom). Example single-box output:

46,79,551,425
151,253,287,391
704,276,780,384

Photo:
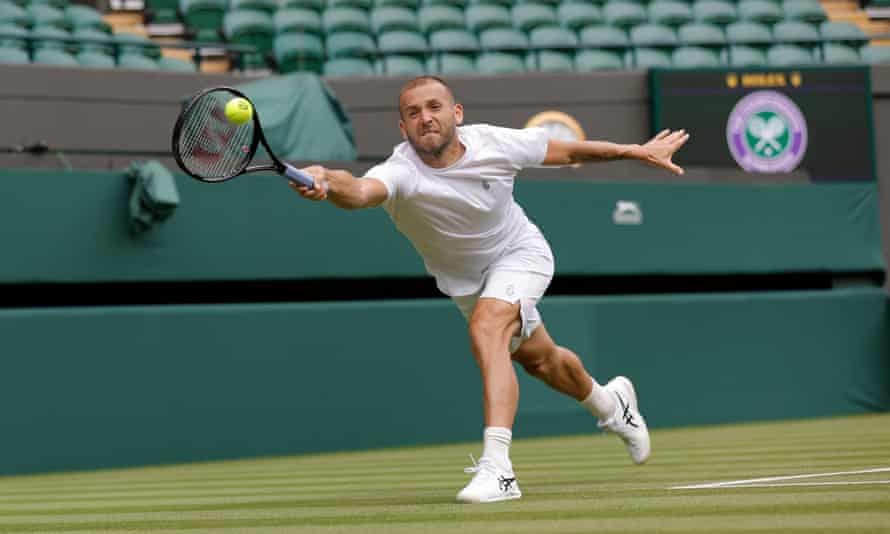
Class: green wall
1,288,886,475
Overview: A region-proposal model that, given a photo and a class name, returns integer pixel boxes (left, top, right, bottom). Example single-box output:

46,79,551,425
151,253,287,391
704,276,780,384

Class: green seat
632,47,671,67
726,21,772,44
370,6,418,34
283,0,324,9
579,24,629,49
672,44,722,66
819,21,867,43
512,3,557,31
575,48,624,70
821,42,861,63
65,5,110,32
322,7,371,34
145,0,180,24
114,33,162,58
772,20,819,44
517,0,559,5
325,30,375,57
377,53,425,74
528,25,575,71
692,0,736,25
782,0,826,22
118,52,160,69
469,0,512,5
179,0,226,41
728,44,767,65
422,0,468,6
73,27,112,53
766,43,815,65
557,2,602,30
0,45,28,63
529,25,577,47
738,0,782,23
31,0,69,9
274,8,323,35
479,26,528,50
378,29,426,53
323,56,375,76
418,5,465,33
648,1,694,26
465,4,512,32
274,31,324,72
30,25,70,51
0,23,27,49
32,47,77,65
0,2,27,28
527,49,573,71
603,1,647,28
158,56,198,70
476,50,525,72
374,0,419,7
28,4,70,30
860,44,890,64
327,0,372,8
678,22,725,45
630,23,678,47
76,50,114,68
429,28,479,51
426,52,476,73
231,0,277,14
223,9,275,57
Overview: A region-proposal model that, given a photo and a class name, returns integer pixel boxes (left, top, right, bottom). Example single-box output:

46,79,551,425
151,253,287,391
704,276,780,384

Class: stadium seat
65,5,111,32
72,27,112,54
630,23,678,47
518,0,559,5
377,29,427,53
0,23,27,50
819,21,867,44
772,20,819,44
766,43,815,65
223,10,275,57
114,32,162,58
603,1,647,28
322,7,371,34
529,24,577,48
374,0,419,8
282,0,325,9
526,48,573,71
726,21,772,44
465,4,512,33
781,0,826,23
511,3,558,32
429,28,479,52
821,42,861,63
648,1,694,27
579,24,630,52
274,31,324,72
30,25,70,51
325,30,375,57
574,48,624,70
158,56,198,71
728,44,767,65
425,52,476,74
118,52,161,69
76,50,115,68
422,0,468,6
370,6,418,34
327,0,372,8
418,5,465,34
31,0,70,9
0,3,28,28
231,0,277,14
469,0,512,5
737,0,783,23
692,0,737,25
274,8,323,35
476,50,526,72
672,44,722,66
557,2,602,30
479,26,528,51
632,47,672,67
180,0,227,41
32,47,77,65
528,25,575,71
377,53,425,74
323,56,375,76
678,22,725,45
145,0,179,24
0,45,27,63
27,4,70,31
860,44,890,64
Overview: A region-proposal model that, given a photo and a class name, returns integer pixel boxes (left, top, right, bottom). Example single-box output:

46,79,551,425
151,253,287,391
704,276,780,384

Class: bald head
398,76,455,115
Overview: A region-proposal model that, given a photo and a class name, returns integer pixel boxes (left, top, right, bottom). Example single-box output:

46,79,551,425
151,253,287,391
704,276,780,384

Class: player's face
399,82,463,158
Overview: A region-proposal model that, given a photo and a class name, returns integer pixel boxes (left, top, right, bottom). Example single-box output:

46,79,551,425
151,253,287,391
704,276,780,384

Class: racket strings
177,91,254,181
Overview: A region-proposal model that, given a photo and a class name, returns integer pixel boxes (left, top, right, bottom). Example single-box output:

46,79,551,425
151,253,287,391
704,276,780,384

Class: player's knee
468,308,517,348
519,347,557,378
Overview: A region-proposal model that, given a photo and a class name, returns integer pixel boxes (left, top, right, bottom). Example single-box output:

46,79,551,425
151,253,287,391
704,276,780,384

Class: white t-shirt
363,123,552,296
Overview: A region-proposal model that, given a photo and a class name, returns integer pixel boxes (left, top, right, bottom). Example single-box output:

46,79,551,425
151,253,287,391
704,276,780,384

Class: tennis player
293,76,689,504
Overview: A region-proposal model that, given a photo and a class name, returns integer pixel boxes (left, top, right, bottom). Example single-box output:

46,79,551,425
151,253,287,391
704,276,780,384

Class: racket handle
283,163,316,189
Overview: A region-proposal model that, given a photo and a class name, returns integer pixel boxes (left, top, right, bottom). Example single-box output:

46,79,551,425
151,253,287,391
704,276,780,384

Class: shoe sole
457,492,522,504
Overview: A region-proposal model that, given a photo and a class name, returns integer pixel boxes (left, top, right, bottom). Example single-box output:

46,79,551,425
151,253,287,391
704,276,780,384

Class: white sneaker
456,456,522,503
598,376,651,464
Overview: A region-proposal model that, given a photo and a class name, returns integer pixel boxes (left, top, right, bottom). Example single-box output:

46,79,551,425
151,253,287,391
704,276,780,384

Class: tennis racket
171,86,316,188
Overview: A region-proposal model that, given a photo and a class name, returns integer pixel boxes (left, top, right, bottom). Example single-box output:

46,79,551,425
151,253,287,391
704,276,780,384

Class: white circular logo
726,90,808,173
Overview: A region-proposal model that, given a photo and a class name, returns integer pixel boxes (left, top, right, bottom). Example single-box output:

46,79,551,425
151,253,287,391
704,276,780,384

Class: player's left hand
641,129,690,175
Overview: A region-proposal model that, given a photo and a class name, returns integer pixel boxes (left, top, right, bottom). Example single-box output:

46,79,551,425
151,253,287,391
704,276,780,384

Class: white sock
580,378,616,420
482,427,513,473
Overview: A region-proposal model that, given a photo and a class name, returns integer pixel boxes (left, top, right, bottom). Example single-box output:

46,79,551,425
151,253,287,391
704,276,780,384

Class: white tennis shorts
451,233,554,353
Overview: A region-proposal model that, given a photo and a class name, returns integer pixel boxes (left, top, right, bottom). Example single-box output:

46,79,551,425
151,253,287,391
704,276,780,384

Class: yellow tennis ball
224,97,253,126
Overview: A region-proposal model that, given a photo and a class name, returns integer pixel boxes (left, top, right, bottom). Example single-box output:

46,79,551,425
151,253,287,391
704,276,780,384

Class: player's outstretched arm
543,129,690,175
290,165,388,210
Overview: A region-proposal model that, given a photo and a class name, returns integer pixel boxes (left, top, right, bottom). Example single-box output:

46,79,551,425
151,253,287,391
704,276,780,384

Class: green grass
0,414,888,533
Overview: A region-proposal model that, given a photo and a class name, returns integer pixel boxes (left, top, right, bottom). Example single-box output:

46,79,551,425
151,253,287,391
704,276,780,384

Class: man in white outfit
294,76,690,504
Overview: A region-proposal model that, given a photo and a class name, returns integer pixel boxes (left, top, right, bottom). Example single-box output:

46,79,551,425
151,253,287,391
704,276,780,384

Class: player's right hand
291,165,329,201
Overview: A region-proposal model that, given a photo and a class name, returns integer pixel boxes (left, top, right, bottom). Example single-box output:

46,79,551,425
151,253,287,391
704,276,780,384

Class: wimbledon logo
726,90,807,173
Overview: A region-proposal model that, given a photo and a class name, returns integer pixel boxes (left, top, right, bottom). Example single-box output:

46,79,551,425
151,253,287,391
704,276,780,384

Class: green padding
0,173,881,282
233,73,358,162
0,288,886,475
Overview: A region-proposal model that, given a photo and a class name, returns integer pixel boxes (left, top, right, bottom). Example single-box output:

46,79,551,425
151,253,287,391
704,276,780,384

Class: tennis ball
224,97,253,126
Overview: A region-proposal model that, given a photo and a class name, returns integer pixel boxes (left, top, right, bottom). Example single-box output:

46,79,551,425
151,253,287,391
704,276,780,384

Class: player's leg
512,324,651,464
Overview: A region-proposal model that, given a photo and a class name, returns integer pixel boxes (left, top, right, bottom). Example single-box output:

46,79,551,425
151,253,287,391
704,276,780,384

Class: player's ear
398,120,407,140
454,103,464,125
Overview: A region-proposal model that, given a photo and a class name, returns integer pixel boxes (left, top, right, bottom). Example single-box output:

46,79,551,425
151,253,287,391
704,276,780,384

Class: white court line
670,467,890,490
726,481,890,488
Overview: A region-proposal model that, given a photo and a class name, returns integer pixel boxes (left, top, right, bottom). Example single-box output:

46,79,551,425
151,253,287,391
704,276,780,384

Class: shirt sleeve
362,159,407,201
487,125,551,169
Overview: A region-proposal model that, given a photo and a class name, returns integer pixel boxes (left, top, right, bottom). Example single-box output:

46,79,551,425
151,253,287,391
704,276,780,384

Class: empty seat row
0,45,196,70
0,2,109,32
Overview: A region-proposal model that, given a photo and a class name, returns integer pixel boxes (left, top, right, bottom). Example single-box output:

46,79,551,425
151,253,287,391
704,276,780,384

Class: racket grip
283,164,316,189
